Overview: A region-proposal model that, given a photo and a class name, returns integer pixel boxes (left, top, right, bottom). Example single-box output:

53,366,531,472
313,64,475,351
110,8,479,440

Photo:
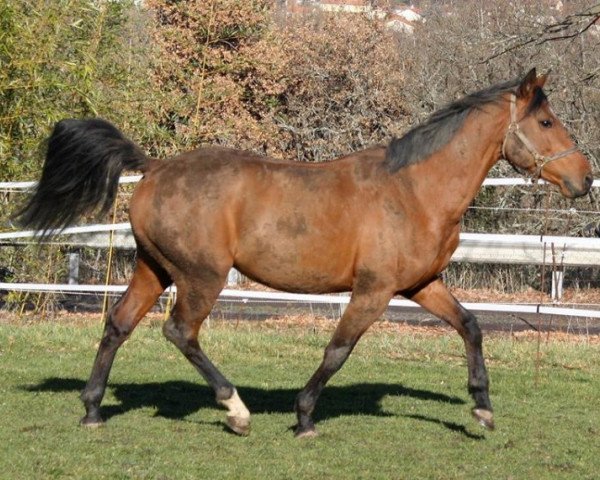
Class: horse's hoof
295,427,319,439
226,416,250,436
472,408,495,430
80,416,104,428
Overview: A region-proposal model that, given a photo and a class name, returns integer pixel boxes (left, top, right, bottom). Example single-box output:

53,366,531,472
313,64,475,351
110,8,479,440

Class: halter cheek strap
502,94,578,179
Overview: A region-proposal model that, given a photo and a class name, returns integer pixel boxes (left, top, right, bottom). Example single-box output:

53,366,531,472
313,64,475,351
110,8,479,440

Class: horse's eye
539,119,553,128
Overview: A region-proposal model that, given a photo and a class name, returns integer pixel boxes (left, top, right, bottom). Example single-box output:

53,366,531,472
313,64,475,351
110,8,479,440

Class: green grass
1,317,599,480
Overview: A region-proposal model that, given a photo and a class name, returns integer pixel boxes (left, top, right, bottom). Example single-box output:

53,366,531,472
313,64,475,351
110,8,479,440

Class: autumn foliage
144,1,408,161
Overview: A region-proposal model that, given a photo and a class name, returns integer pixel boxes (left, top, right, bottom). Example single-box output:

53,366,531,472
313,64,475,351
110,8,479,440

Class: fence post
551,268,564,302
68,253,80,285
227,268,241,287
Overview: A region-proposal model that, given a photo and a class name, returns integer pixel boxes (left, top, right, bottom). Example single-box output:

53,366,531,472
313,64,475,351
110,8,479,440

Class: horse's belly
234,240,354,294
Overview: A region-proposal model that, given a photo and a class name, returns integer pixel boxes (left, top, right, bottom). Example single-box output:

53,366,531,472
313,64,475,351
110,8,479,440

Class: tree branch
482,3,600,63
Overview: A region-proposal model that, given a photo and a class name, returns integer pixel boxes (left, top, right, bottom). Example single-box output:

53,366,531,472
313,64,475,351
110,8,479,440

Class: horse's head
501,68,593,198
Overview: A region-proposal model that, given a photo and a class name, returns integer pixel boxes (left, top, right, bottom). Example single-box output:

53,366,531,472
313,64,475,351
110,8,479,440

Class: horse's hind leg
162,277,251,436
407,277,494,430
80,251,170,426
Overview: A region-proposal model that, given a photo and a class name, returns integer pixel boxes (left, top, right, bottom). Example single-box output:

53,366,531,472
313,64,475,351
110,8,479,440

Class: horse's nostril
585,174,594,190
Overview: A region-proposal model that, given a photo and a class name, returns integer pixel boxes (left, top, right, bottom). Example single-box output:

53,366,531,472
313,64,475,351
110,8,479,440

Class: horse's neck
406,106,509,224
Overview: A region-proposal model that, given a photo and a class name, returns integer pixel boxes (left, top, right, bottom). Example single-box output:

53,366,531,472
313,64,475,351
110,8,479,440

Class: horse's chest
433,230,461,275
397,228,460,280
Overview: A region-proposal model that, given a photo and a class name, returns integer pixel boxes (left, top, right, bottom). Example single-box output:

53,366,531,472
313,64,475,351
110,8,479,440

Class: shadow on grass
401,413,485,440
24,377,474,436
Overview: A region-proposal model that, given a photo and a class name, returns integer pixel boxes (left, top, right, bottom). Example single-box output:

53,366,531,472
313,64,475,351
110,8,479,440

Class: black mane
384,78,523,172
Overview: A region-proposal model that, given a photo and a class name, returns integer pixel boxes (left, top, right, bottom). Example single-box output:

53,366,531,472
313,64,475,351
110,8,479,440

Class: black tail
14,118,148,237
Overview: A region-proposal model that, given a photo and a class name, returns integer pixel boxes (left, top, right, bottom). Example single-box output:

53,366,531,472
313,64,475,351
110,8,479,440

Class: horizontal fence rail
1,282,599,319
0,175,143,191
456,233,600,266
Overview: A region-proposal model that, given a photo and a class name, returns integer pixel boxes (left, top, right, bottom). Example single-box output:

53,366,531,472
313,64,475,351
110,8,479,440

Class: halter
501,94,578,179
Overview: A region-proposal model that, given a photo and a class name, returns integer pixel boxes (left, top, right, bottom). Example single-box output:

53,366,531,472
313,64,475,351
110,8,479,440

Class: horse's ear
517,68,538,98
536,71,550,89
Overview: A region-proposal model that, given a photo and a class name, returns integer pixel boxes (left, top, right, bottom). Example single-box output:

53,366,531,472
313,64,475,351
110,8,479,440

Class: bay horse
17,69,592,437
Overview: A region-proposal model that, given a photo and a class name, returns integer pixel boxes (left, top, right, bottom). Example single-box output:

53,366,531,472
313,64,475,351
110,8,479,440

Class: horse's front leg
406,277,494,430
295,286,394,438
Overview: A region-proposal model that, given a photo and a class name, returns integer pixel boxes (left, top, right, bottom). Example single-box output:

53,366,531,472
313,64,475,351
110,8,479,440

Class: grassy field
0,315,599,480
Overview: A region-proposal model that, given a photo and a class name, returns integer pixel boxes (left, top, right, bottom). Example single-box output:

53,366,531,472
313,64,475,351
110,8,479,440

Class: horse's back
131,145,387,225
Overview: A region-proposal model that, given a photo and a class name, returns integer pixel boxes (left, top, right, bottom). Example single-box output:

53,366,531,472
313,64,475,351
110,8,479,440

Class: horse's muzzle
564,173,593,198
